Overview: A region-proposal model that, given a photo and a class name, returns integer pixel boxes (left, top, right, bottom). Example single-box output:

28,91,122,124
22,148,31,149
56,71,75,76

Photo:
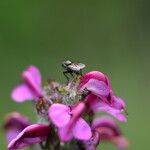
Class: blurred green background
0,0,150,149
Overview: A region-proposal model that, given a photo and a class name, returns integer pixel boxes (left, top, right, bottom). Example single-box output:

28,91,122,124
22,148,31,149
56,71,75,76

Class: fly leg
79,69,83,76
70,72,74,78
63,70,70,82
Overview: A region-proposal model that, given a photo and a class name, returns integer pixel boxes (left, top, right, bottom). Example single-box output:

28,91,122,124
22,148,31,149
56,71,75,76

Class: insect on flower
62,60,86,81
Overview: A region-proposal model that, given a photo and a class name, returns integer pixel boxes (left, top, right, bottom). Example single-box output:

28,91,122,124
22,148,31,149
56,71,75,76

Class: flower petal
11,84,34,102
27,65,41,86
48,104,71,127
11,65,43,102
91,100,127,122
22,70,42,98
4,112,31,129
81,79,109,96
73,118,92,140
92,116,117,129
92,116,128,149
8,124,50,150
4,112,31,144
58,125,73,142
111,95,126,110
83,131,100,150
80,71,111,89
112,136,128,149
6,129,21,144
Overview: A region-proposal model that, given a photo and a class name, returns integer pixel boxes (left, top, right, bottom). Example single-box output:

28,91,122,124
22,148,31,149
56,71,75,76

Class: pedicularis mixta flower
3,61,128,150
11,65,43,102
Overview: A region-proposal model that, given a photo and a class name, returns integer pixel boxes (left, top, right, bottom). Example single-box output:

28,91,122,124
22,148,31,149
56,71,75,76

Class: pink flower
91,116,128,149
8,124,51,150
79,71,110,99
11,65,43,102
84,116,128,150
79,71,126,111
4,112,51,150
83,130,100,150
48,102,92,142
88,94,127,122
4,112,31,144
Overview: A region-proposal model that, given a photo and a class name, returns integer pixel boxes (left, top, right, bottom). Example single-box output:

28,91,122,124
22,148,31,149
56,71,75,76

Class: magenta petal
4,112,31,144
8,124,50,150
73,118,92,140
27,65,41,86
81,79,109,96
91,100,127,122
6,129,21,144
92,116,128,149
98,106,127,122
4,113,31,134
11,65,43,102
58,125,73,142
48,104,71,127
4,112,31,128
11,84,34,102
93,116,118,130
111,95,126,110
80,71,111,89
83,131,100,150
113,136,128,149
22,70,42,98
111,111,127,122
11,66,43,102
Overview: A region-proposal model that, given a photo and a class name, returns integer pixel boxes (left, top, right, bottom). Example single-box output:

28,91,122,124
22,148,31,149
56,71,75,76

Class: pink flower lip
91,116,128,149
22,70,42,98
80,78,109,95
88,94,127,122
83,130,100,150
4,112,31,129
48,103,71,128
4,112,31,144
8,124,51,150
80,71,109,86
11,65,43,102
48,102,92,142
79,71,127,111
58,117,92,142
79,71,112,102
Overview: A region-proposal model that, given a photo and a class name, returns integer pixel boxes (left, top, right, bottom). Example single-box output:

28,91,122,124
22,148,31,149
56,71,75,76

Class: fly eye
64,60,72,65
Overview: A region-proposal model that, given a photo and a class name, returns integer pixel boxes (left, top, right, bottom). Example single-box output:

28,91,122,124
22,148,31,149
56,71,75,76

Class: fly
62,60,85,81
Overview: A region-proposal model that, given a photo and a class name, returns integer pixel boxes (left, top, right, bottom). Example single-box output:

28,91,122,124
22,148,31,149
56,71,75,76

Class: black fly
62,60,85,81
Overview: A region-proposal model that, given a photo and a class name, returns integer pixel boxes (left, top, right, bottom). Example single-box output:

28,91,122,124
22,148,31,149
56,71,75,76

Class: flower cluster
4,64,128,150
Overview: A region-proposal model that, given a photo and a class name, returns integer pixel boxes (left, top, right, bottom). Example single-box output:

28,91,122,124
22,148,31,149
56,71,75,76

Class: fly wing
68,63,85,71
78,63,86,69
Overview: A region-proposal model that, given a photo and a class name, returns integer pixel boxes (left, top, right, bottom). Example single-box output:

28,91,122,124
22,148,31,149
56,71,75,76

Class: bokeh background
0,0,150,149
